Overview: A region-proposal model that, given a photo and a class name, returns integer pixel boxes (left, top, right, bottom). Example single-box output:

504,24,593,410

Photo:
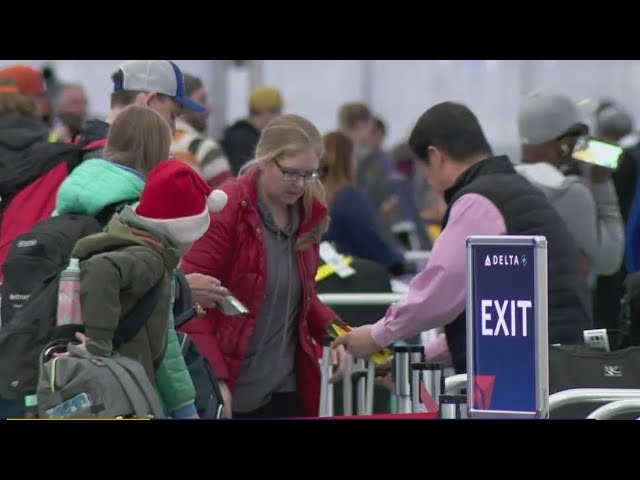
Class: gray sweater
232,196,301,413
516,162,624,276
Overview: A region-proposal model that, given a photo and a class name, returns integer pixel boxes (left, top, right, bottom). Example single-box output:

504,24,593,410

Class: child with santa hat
69,159,227,418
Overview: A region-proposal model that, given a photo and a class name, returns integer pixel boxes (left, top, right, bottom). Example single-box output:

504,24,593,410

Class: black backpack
1,214,101,325
0,213,161,409
173,291,224,419
177,331,224,419
549,344,640,418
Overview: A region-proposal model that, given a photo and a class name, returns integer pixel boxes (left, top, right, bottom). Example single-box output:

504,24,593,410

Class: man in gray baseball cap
518,90,589,146
79,60,205,160
515,89,624,280
108,60,205,134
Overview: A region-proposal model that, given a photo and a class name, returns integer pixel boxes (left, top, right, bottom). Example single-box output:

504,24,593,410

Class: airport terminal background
1,59,640,419
3,60,639,158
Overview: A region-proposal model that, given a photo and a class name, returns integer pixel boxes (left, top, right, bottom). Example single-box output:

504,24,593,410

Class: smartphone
218,295,250,317
571,137,624,170
44,392,93,419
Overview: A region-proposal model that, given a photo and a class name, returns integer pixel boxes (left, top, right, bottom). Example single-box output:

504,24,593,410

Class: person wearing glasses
179,114,348,418
515,90,624,279
320,131,406,274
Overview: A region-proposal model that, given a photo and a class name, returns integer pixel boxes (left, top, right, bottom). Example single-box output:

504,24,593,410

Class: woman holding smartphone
179,114,347,418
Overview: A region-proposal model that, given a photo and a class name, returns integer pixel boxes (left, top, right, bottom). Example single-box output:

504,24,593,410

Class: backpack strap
174,307,198,329
172,270,194,328
202,353,225,416
178,332,225,418
102,356,164,418
95,198,138,226
112,274,164,348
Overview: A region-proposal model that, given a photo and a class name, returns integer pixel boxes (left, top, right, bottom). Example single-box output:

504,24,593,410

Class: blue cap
114,60,205,113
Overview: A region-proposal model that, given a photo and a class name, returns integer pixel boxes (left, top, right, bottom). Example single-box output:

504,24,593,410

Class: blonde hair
338,102,372,131
321,131,354,207
243,114,328,251
104,105,171,175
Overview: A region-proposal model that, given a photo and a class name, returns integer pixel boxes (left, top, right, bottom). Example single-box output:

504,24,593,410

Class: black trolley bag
549,342,640,419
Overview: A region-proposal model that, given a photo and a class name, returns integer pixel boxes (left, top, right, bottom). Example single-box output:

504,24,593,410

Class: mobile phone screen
572,137,623,170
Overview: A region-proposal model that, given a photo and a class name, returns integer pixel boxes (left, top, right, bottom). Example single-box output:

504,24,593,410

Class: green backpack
37,342,165,419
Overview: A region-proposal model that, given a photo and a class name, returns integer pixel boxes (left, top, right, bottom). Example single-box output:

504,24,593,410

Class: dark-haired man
333,102,591,373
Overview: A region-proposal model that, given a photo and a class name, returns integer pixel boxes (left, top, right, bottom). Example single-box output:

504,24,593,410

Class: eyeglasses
274,158,319,184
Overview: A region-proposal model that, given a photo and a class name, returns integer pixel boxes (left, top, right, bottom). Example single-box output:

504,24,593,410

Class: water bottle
56,258,83,326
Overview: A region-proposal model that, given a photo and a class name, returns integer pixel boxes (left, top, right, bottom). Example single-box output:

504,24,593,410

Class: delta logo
484,254,527,267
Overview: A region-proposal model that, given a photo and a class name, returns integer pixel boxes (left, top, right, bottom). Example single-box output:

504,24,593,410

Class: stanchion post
393,345,412,413
319,336,333,417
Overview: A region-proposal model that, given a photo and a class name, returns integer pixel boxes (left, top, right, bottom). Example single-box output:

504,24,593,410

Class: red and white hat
135,160,227,244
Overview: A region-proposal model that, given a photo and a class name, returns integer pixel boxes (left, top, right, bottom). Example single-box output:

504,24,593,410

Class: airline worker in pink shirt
332,102,591,373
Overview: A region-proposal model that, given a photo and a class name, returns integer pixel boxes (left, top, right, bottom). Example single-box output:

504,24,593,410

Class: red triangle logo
474,375,496,409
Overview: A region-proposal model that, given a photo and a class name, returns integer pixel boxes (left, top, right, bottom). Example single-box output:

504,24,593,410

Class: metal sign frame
466,235,549,419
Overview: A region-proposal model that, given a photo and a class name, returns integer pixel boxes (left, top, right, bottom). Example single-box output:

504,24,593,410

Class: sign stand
466,236,549,419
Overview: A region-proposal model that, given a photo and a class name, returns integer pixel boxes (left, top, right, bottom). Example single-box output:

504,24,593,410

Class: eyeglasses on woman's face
274,158,319,184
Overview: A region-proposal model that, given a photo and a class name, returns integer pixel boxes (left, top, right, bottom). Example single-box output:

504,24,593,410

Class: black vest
442,156,592,373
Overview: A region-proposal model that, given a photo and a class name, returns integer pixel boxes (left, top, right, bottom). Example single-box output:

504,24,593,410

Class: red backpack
0,139,106,282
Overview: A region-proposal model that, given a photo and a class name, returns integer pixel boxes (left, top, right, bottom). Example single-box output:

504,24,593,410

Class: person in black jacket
221,86,283,175
333,102,591,373
591,100,636,331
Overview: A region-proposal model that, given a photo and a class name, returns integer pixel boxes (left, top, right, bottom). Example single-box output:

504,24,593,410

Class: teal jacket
55,158,144,220
57,160,197,418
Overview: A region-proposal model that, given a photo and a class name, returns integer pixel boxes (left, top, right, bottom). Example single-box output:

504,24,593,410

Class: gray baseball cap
518,90,588,145
113,60,205,113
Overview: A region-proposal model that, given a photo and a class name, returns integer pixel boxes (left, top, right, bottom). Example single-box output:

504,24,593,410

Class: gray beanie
518,90,588,145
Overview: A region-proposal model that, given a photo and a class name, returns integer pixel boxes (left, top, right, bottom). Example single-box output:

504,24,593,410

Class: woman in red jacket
180,114,347,418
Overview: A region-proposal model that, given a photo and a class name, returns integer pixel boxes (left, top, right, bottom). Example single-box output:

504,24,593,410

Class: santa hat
135,160,228,244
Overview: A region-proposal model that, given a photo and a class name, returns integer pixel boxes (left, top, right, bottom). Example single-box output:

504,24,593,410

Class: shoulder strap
174,270,192,308
173,270,196,329
95,198,138,226
112,274,164,348
103,357,165,418
174,307,198,330
202,354,225,414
